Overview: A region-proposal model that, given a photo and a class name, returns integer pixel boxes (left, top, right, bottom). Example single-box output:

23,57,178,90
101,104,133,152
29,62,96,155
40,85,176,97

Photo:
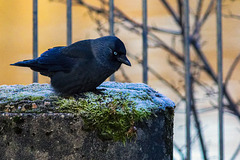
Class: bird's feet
91,88,106,95
73,93,87,99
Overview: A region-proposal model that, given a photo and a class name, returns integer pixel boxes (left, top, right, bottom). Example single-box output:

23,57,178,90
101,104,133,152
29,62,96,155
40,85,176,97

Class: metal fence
31,0,230,159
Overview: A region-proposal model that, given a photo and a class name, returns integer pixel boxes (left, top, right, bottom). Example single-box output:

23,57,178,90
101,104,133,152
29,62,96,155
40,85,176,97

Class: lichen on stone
0,83,54,105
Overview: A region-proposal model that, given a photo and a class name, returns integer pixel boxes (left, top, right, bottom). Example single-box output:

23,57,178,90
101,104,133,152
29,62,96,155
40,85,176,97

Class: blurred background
0,0,239,159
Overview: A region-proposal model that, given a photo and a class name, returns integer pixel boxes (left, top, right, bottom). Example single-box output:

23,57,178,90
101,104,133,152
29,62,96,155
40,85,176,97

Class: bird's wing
38,40,95,75
61,39,95,60
11,40,95,77
37,46,77,73
11,46,75,76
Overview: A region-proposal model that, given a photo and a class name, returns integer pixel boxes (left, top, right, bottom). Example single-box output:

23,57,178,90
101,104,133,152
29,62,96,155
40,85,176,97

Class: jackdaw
11,36,131,95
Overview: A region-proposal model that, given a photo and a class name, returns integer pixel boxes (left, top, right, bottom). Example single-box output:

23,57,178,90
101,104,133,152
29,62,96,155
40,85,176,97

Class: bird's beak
117,55,131,66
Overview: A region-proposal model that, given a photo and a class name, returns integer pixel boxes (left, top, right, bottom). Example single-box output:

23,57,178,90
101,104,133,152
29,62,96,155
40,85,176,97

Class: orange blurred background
1,0,240,100
1,0,240,159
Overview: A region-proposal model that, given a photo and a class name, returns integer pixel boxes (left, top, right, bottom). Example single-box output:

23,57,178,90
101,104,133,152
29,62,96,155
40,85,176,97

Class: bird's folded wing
61,39,94,60
38,40,94,73
37,47,75,72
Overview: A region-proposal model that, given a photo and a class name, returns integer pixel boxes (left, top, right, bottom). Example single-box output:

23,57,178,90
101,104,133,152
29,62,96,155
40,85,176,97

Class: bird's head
91,36,131,70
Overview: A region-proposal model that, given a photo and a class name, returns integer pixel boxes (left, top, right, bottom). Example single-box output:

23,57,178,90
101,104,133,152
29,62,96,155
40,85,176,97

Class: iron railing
67,0,72,46
142,0,148,84
33,0,38,83
30,0,231,159
109,0,115,81
217,0,224,159
183,0,191,159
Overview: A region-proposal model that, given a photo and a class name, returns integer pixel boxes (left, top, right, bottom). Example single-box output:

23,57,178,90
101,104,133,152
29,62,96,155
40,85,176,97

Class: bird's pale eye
113,51,118,56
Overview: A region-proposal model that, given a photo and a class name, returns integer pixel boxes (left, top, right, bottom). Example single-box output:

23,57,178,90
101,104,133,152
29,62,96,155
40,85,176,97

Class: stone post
0,82,175,160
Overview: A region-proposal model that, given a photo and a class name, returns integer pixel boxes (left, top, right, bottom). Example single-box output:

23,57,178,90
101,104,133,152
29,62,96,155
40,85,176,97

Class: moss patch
56,93,152,142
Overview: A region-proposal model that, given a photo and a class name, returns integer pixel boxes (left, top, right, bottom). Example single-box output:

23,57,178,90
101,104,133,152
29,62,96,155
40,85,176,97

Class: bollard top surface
0,82,175,113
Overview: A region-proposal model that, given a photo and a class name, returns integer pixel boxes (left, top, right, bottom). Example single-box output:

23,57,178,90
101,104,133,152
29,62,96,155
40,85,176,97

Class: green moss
28,96,45,101
56,93,152,142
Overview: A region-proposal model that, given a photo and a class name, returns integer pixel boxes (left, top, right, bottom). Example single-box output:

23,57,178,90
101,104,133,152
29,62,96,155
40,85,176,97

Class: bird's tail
11,59,38,67
11,59,52,77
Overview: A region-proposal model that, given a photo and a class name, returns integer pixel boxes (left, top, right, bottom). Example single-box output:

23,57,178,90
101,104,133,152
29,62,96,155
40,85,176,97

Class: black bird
11,36,131,95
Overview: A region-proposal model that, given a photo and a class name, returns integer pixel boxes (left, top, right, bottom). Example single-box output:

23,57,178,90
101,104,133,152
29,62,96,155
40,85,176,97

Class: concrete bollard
0,82,175,160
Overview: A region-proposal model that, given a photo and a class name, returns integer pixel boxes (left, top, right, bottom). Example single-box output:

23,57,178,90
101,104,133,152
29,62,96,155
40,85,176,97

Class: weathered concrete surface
0,82,175,160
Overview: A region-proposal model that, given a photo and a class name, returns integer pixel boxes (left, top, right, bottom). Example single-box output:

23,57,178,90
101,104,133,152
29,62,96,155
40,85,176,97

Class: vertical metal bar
183,0,191,159
67,0,72,45
142,0,148,84
33,0,38,83
109,0,114,36
109,0,115,81
217,0,224,160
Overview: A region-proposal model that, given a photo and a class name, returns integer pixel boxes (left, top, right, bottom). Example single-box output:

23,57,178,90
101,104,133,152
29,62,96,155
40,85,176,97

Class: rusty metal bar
183,0,191,159
67,0,72,45
33,0,38,83
216,0,224,159
142,0,148,84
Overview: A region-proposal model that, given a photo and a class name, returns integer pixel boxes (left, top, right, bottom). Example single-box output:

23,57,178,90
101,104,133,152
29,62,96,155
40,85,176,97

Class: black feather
11,36,131,95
